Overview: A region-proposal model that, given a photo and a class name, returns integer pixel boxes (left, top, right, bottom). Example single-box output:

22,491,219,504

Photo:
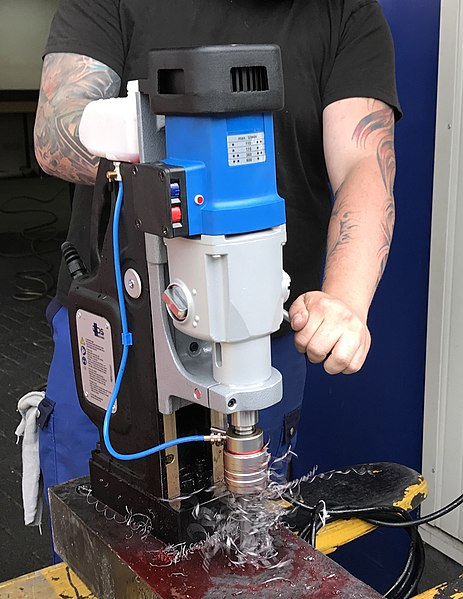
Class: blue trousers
40,301,307,498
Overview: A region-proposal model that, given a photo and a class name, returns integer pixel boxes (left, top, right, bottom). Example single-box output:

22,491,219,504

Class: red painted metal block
50,478,384,599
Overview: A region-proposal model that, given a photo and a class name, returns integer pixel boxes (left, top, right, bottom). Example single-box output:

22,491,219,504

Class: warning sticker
76,310,117,413
227,132,266,166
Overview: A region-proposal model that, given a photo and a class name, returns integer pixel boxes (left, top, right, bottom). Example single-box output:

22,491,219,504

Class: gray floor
418,544,462,592
0,174,462,594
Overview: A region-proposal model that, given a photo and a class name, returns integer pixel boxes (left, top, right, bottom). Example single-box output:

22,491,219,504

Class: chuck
223,411,269,495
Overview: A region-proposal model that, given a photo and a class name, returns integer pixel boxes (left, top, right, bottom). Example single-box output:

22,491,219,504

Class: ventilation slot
230,66,268,93
158,69,185,94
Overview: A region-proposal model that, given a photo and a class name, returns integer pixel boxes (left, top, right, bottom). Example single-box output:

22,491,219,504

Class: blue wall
293,0,441,591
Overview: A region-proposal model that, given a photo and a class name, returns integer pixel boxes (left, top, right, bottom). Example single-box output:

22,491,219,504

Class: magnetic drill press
66,44,289,544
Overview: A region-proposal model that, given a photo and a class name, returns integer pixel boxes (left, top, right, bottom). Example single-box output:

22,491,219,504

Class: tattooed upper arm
351,104,395,197
323,97,396,198
34,53,121,185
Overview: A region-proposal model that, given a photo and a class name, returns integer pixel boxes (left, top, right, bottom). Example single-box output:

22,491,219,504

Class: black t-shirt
46,0,401,319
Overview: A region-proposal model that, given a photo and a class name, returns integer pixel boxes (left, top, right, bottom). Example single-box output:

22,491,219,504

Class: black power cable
368,493,463,529
283,488,463,599
326,505,425,599
299,499,326,545
285,497,421,598
0,188,67,300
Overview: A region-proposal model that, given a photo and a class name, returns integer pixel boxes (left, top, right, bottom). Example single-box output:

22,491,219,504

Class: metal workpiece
49,477,386,599
48,462,428,599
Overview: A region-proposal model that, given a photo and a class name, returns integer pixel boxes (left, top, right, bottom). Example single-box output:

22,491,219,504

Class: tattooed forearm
320,99,397,316
352,107,396,196
375,197,395,287
326,189,360,261
34,53,121,185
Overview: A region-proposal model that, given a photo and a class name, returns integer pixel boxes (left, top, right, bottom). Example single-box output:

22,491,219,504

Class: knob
162,283,188,321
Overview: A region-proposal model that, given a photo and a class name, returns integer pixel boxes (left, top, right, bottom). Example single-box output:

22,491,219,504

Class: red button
171,206,182,223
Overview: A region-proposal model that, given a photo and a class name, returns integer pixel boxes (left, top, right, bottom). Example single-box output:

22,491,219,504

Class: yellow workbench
413,575,463,599
0,563,94,598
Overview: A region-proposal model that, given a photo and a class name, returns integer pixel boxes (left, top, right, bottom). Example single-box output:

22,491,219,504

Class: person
33,0,400,505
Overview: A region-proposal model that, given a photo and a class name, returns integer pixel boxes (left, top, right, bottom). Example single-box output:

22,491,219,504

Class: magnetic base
89,452,220,545
49,477,384,599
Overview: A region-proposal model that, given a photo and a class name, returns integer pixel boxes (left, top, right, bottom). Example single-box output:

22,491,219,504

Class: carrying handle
88,158,115,272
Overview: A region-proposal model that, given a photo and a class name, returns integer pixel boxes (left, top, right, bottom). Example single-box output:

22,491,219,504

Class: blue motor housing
164,113,285,236
137,44,286,238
